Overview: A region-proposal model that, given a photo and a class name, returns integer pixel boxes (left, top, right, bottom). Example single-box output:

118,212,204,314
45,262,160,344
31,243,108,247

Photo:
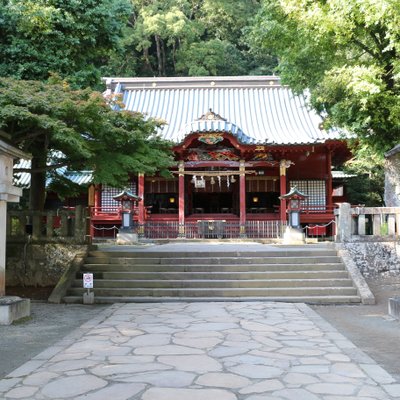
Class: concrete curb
335,243,376,305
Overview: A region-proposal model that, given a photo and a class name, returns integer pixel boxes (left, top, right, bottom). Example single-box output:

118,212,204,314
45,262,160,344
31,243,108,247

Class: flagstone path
1,301,400,399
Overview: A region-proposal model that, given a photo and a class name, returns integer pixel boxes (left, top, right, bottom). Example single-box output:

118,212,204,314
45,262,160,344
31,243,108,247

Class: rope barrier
90,225,119,231
305,220,336,229
302,220,336,236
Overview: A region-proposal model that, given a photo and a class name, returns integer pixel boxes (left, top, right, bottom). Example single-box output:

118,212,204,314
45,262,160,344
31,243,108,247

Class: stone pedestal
282,227,306,245
0,296,30,325
388,297,400,319
0,201,6,296
336,202,352,242
116,232,138,245
83,291,95,304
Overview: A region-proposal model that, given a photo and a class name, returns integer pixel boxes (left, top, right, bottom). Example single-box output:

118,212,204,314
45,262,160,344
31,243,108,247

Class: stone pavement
1,302,400,400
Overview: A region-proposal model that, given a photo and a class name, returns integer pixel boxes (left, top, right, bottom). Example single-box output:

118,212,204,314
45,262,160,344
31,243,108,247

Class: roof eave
103,75,283,91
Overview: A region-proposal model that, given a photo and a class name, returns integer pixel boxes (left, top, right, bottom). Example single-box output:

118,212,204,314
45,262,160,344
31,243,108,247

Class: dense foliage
0,0,132,88
0,0,276,83
250,0,400,154
0,77,173,210
103,0,276,77
342,146,385,206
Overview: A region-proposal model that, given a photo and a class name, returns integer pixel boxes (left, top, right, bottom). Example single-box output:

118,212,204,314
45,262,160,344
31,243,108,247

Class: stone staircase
63,244,362,304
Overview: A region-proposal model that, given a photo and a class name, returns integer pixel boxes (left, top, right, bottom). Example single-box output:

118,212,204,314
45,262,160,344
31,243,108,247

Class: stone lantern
113,189,141,244
279,186,308,244
0,132,31,324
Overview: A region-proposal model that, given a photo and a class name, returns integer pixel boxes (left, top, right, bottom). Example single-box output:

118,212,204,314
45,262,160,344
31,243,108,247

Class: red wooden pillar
239,160,246,237
326,149,333,208
138,173,145,235
279,160,288,222
178,161,185,237
326,149,334,236
90,184,101,238
94,184,101,209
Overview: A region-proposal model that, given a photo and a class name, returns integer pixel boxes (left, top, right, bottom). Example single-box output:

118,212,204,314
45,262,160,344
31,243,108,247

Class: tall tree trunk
29,143,47,211
143,48,153,74
155,34,163,76
161,38,166,76
172,41,176,71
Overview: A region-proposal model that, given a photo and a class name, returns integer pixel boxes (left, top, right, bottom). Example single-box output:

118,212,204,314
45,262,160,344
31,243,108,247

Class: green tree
250,0,400,153
103,0,276,77
175,39,248,76
0,0,132,88
342,145,385,206
0,77,173,210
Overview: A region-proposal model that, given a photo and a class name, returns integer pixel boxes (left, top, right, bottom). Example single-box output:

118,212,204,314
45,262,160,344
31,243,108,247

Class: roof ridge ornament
197,109,227,122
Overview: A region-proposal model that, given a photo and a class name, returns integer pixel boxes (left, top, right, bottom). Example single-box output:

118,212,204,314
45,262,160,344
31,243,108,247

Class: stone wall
6,243,88,287
385,147,400,207
340,241,400,276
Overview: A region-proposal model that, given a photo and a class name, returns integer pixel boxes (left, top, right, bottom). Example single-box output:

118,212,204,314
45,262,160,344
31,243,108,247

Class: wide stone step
84,256,342,265
77,270,350,280
71,278,354,289
61,244,365,305
67,286,358,298
81,263,345,273
88,249,338,259
63,294,362,304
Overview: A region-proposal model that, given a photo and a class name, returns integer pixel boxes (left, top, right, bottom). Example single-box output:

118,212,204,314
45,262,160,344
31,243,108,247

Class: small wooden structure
279,186,308,229
112,189,141,232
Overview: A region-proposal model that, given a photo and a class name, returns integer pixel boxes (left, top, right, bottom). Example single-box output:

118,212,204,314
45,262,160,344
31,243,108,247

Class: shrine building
91,76,350,239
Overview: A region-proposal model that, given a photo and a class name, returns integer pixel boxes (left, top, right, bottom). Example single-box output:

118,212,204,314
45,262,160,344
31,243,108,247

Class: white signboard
83,273,94,289
194,179,205,188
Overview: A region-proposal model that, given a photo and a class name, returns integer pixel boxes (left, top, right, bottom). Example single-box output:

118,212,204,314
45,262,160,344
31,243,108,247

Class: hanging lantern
231,175,236,183
210,177,215,185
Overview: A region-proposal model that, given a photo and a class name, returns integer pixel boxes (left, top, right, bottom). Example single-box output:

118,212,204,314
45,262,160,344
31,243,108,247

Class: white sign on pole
83,273,94,289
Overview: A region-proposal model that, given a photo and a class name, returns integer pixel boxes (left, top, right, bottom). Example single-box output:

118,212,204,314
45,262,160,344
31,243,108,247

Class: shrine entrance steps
62,243,363,304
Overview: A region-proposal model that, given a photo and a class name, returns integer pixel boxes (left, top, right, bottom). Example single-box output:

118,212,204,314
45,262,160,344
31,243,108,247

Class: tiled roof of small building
104,75,342,145
13,160,92,188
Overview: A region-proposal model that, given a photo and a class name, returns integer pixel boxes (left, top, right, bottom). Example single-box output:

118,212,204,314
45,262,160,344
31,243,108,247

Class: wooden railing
301,205,336,214
6,205,88,243
139,220,287,239
90,206,153,219
91,206,121,218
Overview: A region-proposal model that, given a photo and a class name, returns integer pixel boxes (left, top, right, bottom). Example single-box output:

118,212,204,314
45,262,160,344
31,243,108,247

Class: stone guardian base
116,232,138,245
0,296,30,325
282,227,306,245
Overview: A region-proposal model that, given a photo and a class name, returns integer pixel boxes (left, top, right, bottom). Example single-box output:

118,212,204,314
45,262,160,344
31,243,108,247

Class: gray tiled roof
105,76,341,145
13,160,92,188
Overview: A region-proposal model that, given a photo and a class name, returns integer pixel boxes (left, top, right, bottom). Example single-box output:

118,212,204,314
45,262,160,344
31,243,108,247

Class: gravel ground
0,303,108,379
312,275,400,381
0,276,399,381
